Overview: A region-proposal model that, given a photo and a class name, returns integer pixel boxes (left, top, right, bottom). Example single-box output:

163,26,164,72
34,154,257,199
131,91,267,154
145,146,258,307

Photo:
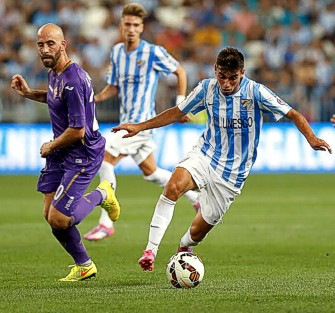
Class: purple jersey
47,63,105,160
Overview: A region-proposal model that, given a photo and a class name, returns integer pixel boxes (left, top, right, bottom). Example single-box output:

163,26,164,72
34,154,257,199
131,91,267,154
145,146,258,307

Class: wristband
176,95,186,105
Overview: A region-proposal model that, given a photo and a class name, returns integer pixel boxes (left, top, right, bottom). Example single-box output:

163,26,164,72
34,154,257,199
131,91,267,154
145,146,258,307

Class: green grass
1,174,335,313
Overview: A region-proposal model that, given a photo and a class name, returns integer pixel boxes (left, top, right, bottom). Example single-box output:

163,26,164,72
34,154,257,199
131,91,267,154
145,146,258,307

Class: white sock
144,167,170,187
98,161,116,228
179,227,197,248
144,168,200,206
145,194,176,256
99,161,117,189
99,209,113,228
179,227,207,248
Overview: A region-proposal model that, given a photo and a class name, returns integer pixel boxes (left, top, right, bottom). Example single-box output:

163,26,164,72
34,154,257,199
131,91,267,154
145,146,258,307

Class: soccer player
83,3,200,241
112,47,332,271
11,23,120,281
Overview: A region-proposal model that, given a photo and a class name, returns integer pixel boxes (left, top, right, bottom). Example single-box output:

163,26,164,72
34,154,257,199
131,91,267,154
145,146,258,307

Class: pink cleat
178,246,194,253
83,224,115,241
138,250,156,271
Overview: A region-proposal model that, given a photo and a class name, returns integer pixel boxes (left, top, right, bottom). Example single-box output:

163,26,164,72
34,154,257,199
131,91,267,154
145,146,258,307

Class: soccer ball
166,251,204,288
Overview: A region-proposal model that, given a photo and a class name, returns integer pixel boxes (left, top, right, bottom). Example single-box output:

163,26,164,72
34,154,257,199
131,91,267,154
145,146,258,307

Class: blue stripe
222,96,234,182
115,46,123,109
201,109,212,155
148,45,157,121
209,87,222,170
130,43,144,122
123,48,131,118
251,94,261,166
235,100,250,188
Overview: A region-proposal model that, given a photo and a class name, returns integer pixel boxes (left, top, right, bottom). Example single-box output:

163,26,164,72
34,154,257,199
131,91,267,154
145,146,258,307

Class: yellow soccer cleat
98,180,121,222
59,262,97,282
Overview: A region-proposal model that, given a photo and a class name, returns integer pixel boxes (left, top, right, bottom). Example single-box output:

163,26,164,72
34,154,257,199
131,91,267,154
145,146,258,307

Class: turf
0,174,334,313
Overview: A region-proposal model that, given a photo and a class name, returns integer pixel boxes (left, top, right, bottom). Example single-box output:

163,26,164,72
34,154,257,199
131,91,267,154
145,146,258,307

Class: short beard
41,47,62,69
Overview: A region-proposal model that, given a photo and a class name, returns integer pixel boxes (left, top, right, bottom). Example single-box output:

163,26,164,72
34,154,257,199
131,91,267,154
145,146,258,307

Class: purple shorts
37,150,104,217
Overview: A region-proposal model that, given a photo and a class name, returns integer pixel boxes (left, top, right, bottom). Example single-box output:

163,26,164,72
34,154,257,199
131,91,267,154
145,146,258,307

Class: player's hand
112,123,141,138
330,114,335,125
308,137,332,154
179,114,192,124
40,141,54,158
11,74,31,97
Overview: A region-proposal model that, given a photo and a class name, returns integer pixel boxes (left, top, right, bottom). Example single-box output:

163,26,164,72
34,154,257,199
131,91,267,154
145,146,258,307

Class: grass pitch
0,174,334,313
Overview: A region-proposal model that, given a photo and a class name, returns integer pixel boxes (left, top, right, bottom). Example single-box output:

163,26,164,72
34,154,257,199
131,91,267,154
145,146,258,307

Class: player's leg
84,151,124,241
138,167,197,271
178,211,214,252
178,155,239,253
46,169,102,281
48,178,119,282
139,153,201,211
37,156,102,281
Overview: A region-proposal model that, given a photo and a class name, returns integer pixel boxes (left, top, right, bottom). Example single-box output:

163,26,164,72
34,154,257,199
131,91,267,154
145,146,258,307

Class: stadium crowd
1,0,335,123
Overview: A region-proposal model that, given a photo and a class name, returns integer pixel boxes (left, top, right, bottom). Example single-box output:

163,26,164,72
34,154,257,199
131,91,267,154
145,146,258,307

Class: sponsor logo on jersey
222,117,253,129
125,75,144,84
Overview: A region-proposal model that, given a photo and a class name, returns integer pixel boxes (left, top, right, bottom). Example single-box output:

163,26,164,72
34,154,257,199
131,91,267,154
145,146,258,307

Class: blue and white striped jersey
178,76,292,190
105,40,178,124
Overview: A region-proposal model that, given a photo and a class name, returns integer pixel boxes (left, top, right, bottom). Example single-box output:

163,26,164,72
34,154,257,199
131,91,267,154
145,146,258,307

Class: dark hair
122,3,147,20
215,47,244,72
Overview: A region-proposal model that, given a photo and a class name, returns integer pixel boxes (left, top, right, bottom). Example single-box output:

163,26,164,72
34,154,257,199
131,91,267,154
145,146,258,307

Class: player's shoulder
112,42,124,51
62,63,91,86
142,40,169,54
198,78,217,90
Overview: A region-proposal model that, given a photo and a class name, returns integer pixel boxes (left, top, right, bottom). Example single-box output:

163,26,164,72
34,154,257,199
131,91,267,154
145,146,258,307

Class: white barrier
0,123,334,174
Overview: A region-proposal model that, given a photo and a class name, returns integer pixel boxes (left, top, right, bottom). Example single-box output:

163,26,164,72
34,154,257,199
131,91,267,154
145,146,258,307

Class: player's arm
94,84,117,103
40,127,85,158
173,64,193,123
286,109,332,153
173,64,187,102
11,74,47,103
113,106,186,138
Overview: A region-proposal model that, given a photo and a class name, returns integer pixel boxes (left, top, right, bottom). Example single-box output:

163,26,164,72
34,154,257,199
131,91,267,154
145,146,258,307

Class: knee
47,209,70,229
163,181,182,201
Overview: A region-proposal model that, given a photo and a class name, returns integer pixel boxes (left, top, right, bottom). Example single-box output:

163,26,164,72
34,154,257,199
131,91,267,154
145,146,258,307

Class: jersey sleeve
178,80,206,115
63,78,86,128
152,45,179,75
254,83,292,121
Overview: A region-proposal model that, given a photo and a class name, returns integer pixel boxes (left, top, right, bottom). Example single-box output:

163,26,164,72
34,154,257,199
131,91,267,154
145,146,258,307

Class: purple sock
52,226,90,265
71,190,102,226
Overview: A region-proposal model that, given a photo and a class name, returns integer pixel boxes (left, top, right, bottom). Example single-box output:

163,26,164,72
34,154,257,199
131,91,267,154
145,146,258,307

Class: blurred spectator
1,0,335,123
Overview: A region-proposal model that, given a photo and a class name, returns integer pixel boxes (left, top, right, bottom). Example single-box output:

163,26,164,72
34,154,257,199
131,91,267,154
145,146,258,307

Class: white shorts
104,130,156,165
177,149,241,225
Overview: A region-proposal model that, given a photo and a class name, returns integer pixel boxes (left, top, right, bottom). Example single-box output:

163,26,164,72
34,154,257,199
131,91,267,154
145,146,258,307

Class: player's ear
61,40,67,52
